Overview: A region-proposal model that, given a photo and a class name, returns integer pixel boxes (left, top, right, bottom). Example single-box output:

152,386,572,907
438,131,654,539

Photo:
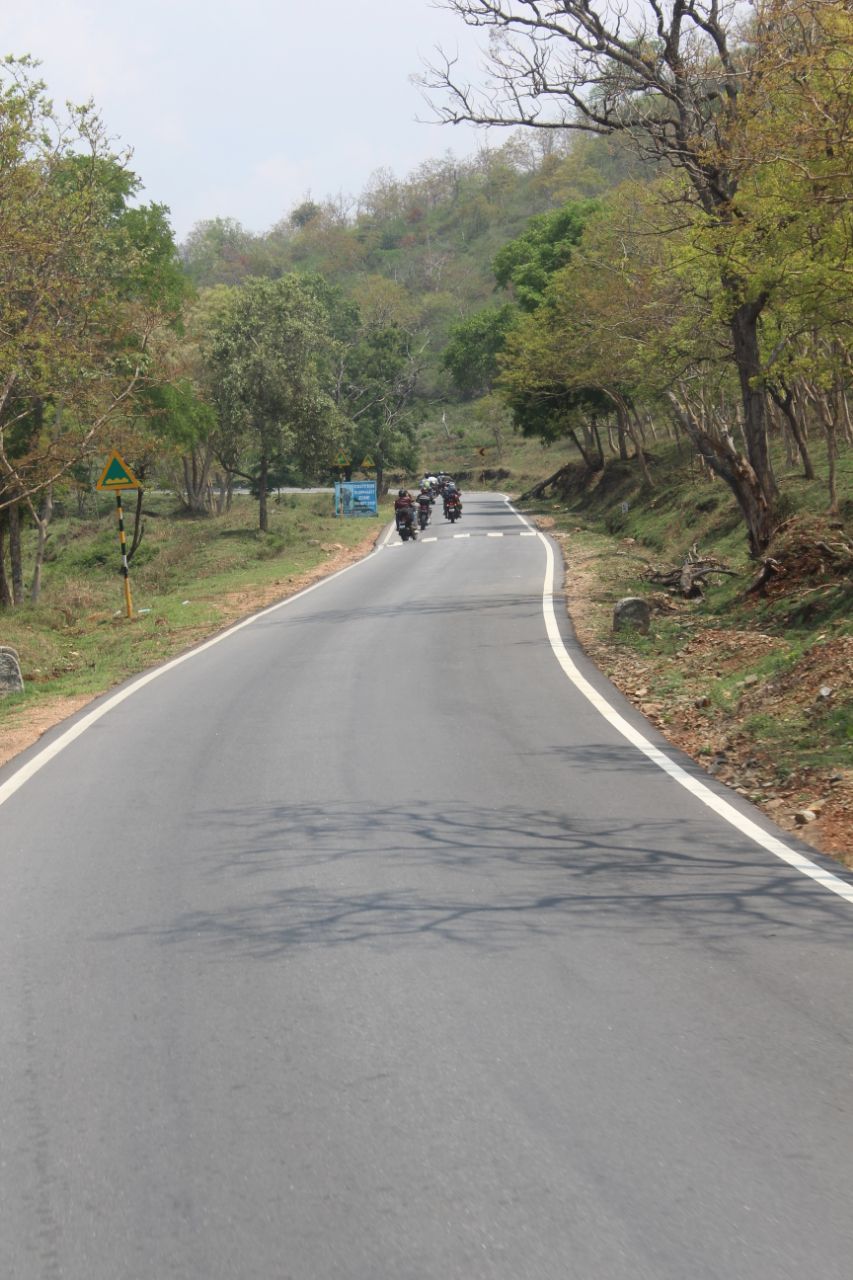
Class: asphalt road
1,493,851,1280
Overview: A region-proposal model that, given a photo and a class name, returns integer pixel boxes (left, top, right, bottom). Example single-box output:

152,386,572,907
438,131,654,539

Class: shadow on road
101,800,852,960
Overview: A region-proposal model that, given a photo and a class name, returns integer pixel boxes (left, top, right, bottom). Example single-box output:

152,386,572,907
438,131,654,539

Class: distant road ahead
1,493,851,1279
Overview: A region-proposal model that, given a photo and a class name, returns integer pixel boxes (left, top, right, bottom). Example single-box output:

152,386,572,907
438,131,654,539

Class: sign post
96,450,141,618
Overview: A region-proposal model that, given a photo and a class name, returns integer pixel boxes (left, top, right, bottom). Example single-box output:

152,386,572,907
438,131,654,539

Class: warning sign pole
95,449,140,618
115,492,133,618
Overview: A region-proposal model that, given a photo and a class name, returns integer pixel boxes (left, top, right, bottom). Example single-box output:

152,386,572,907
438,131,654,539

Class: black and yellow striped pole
115,491,133,618
95,449,141,618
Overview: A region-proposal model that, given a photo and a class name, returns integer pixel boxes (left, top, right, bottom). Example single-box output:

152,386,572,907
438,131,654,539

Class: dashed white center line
520,531,537,537
487,532,503,537
421,536,438,542
453,533,470,538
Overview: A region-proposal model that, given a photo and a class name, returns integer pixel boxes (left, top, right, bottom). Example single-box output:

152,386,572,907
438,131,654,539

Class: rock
0,646,24,695
765,798,784,810
817,686,833,700
634,687,649,698
613,597,651,635
694,695,710,708
743,674,760,687
794,809,818,825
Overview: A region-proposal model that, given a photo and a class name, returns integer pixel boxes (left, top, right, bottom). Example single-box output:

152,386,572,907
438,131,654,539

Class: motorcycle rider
394,488,417,537
443,479,462,519
416,485,432,528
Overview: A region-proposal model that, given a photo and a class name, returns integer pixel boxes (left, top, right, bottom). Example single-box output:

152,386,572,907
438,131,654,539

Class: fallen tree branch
648,552,737,599
518,463,578,502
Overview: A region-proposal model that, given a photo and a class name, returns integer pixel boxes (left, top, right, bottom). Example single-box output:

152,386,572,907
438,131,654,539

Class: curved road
1,493,851,1279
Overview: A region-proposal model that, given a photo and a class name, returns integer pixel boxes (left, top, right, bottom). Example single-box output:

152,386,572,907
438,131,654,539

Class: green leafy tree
442,305,517,399
492,201,598,311
0,58,185,603
202,276,344,531
423,1,817,552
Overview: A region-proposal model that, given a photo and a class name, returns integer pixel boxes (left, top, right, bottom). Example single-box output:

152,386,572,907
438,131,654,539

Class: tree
421,1,800,552
0,58,184,603
182,217,256,286
492,200,598,311
202,276,344,531
443,305,517,399
340,321,423,493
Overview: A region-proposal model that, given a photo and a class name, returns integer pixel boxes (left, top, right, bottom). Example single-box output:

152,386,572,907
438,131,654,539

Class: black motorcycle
417,500,431,530
395,509,418,542
444,494,462,523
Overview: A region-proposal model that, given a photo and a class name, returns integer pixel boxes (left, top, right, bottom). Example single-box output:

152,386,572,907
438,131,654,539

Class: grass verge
0,492,384,763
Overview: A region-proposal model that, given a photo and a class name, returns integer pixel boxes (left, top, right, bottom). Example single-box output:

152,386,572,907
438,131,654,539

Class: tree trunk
28,485,53,604
258,453,269,532
839,384,853,447
518,462,577,501
614,396,653,488
729,298,778,513
815,392,839,515
568,428,597,471
769,384,815,480
615,410,629,462
0,511,11,608
182,441,214,515
8,500,24,605
667,391,773,558
589,417,605,469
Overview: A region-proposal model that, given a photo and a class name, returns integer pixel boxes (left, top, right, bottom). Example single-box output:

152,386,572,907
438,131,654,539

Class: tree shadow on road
101,799,853,961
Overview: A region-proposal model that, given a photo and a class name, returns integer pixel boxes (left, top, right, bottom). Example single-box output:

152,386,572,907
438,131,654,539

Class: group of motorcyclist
393,472,463,539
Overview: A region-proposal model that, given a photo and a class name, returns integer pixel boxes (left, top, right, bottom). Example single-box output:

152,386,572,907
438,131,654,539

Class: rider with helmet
442,479,462,520
394,488,417,537
416,485,433,528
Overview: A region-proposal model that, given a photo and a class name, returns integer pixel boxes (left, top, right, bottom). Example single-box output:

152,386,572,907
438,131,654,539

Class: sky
3,0,494,242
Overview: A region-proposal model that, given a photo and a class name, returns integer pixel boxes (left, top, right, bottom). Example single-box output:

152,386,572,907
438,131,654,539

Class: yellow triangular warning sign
333,452,351,468
360,455,376,469
96,450,140,491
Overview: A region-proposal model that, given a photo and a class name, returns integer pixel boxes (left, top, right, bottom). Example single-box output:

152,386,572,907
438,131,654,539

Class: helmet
398,489,407,497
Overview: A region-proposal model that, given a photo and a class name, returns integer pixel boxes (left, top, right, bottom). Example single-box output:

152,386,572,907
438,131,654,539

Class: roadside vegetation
0,492,381,764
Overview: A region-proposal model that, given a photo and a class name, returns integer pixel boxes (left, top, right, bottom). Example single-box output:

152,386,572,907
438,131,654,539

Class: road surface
1,493,851,1279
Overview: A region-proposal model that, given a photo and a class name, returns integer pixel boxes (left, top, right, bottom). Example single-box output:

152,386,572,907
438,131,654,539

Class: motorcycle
417,501,431,530
444,494,462,523
395,509,418,542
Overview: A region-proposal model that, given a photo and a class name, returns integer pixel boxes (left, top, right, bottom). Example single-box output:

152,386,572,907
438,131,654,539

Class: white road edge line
501,495,853,905
0,546,384,811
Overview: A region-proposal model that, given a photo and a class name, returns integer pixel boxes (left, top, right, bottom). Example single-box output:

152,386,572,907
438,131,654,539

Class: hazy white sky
3,0,493,241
